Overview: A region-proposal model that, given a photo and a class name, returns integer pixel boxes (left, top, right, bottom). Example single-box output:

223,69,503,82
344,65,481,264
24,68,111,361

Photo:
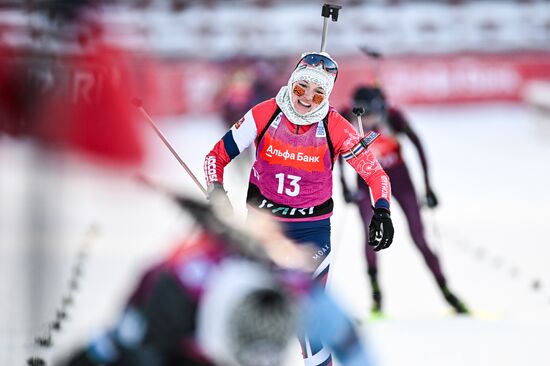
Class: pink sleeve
329,110,391,207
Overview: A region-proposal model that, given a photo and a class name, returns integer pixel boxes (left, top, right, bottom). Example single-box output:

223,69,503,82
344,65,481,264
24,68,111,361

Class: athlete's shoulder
388,106,403,119
387,106,408,131
251,98,278,121
325,106,358,153
327,106,352,128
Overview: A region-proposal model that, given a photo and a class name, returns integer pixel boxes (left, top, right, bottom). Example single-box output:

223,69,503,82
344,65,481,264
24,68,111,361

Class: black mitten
368,208,394,251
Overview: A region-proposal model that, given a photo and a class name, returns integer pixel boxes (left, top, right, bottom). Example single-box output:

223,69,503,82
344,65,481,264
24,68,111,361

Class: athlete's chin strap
342,131,379,161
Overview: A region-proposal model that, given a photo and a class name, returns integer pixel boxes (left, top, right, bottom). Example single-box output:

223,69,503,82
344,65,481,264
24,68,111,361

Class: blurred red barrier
134,52,550,117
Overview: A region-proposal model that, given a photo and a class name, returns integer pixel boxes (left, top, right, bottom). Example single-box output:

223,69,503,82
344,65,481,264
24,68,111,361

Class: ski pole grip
352,107,365,117
322,4,342,21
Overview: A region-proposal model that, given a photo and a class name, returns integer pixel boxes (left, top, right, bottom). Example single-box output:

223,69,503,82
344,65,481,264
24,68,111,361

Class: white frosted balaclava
275,52,337,126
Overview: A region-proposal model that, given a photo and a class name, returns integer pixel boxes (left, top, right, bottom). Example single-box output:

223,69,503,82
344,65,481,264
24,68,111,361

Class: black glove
368,208,394,251
425,187,438,208
206,182,233,211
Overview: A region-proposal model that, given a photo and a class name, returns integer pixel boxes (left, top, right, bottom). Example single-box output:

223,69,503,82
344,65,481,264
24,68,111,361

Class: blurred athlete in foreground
56,197,374,366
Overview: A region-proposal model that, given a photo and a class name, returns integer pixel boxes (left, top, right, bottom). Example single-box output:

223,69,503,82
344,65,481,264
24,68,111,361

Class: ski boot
368,274,384,320
370,289,384,320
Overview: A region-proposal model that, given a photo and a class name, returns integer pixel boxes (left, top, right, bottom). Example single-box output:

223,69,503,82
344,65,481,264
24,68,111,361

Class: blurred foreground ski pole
132,98,207,197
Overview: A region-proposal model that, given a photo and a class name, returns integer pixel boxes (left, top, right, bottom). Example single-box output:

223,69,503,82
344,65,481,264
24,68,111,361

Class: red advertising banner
138,52,550,116
334,52,550,107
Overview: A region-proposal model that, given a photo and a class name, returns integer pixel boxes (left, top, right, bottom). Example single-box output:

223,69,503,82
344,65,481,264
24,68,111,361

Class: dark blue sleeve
222,130,240,160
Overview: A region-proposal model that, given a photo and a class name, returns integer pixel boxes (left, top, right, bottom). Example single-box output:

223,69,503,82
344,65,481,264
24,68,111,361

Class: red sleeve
328,109,392,207
204,140,231,186
204,99,277,186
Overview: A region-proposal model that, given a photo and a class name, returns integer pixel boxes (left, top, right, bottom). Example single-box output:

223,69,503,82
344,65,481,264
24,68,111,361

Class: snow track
1,103,549,366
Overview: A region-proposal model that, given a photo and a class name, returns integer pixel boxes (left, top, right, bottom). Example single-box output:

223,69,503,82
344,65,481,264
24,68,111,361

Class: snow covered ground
1,102,549,366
